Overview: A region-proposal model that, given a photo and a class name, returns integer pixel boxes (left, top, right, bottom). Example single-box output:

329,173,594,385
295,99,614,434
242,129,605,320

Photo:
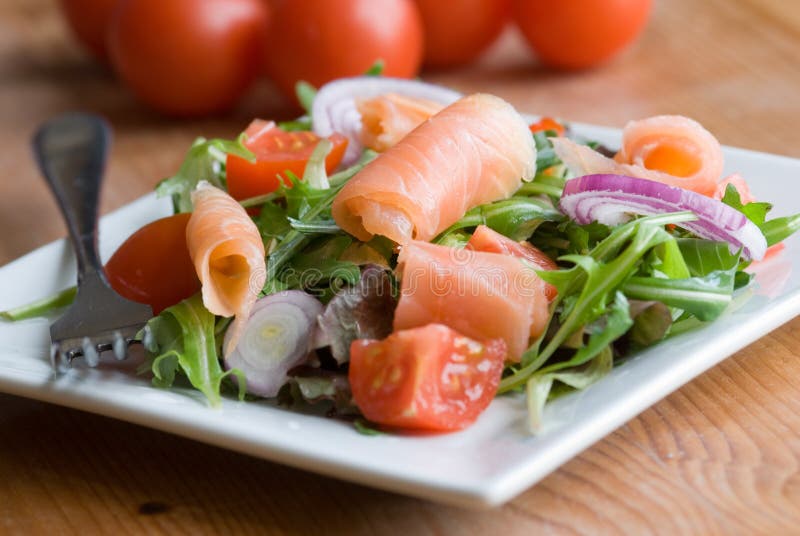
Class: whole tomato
107,0,268,116
512,0,653,70
59,0,119,61
264,0,423,102
413,0,510,69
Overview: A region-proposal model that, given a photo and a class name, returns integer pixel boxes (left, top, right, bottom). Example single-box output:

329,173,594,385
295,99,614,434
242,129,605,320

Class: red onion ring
559,174,767,261
312,76,461,165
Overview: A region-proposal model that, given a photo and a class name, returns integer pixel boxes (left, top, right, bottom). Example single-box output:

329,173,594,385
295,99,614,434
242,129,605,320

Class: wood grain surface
2,0,800,534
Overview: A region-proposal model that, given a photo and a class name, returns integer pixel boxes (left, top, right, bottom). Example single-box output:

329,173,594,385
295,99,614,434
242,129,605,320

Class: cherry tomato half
107,0,268,116
512,0,653,70
349,324,506,432
263,0,423,102
226,120,348,201
59,0,119,62
413,0,510,69
105,213,200,315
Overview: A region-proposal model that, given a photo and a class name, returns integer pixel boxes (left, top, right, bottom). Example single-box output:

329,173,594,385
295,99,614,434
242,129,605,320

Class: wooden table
2,0,800,533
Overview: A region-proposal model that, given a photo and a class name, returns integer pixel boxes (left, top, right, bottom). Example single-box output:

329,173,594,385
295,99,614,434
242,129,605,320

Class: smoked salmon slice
466,225,558,301
356,93,445,152
332,93,537,244
553,115,724,197
393,240,549,362
187,181,266,354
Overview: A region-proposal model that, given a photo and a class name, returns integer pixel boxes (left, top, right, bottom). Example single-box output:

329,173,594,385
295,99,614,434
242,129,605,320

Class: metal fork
32,113,153,372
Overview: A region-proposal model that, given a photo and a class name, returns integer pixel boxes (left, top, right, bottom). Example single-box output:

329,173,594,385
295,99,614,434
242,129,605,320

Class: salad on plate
6,73,799,434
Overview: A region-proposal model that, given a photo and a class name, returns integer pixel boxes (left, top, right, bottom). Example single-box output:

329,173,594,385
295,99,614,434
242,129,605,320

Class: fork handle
32,113,111,285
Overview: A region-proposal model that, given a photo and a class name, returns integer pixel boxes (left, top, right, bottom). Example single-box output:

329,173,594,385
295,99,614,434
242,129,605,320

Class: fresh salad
6,73,800,434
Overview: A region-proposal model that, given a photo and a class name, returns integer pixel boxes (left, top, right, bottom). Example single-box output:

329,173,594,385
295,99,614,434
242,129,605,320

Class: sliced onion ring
223,291,323,397
312,76,461,165
559,174,767,261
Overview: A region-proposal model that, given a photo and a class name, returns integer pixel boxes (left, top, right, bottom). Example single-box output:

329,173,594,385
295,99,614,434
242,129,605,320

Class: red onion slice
312,76,461,165
223,291,323,397
559,174,767,261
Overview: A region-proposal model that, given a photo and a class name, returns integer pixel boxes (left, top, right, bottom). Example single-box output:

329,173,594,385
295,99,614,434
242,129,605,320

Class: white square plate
2,123,799,508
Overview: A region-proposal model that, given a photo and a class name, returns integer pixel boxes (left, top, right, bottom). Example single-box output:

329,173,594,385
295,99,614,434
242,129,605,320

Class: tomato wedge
529,117,566,137
105,213,201,315
466,224,558,301
349,324,506,431
226,120,348,201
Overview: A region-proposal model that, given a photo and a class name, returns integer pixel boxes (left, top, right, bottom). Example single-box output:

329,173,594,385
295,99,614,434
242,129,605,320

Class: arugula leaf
539,292,632,374
302,138,332,189
654,239,691,279
363,59,385,76
0,286,76,321
719,184,800,247
295,81,317,116
435,197,563,242
526,346,613,432
621,269,735,321
354,419,383,436
721,184,772,225
760,213,800,247
263,154,378,287
277,116,312,132
143,294,245,406
677,238,740,276
256,202,291,250
502,218,686,392
156,136,254,213
627,302,672,349
287,217,341,234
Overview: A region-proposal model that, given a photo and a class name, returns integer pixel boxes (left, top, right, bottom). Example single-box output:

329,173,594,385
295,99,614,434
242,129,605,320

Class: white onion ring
223,291,323,397
312,76,461,165
559,174,767,261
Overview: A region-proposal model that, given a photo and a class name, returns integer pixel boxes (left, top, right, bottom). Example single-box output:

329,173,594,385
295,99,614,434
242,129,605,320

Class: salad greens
157,135,254,213
6,76,799,435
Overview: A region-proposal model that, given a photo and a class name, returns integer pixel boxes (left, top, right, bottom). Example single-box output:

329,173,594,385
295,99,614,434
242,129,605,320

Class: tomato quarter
105,213,201,315
349,324,506,432
226,120,348,200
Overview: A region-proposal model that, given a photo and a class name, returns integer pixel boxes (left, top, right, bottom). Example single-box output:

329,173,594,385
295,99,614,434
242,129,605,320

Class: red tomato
59,0,119,61
107,0,268,116
529,117,566,137
264,0,423,102
105,213,201,315
466,225,558,301
226,120,349,200
413,0,510,68
512,0,652,70
349,324,506,431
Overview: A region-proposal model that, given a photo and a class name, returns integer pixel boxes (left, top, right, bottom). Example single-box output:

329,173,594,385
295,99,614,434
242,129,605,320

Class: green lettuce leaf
143,294,245,406
156,135,254,213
